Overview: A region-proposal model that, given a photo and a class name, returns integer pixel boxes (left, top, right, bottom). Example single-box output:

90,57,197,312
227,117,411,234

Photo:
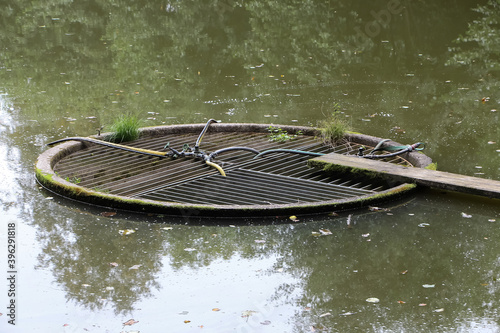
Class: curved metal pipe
195,119,218,151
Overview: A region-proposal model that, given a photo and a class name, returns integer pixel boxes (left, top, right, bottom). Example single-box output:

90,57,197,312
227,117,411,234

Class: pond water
1,0,499,332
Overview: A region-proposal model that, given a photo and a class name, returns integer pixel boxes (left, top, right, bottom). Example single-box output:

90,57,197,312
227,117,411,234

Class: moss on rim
425,162,438,171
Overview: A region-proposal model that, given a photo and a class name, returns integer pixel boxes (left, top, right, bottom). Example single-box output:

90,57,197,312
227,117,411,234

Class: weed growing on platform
107,115,142,143
319,105,351,147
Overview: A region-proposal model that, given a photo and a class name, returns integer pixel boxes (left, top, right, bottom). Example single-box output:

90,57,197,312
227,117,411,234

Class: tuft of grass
65,176,82,184
318,105,351,147
106,115,142,143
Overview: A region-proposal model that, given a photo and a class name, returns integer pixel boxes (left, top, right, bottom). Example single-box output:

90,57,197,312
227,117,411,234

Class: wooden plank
310,153,500,199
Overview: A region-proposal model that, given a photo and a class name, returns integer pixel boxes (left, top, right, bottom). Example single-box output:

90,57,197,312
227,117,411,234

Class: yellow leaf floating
366,297,380,303
241,310,258,318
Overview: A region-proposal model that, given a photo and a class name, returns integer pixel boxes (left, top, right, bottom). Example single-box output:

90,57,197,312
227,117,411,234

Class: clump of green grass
106,115,142,143
318,105,351,147
65,176,82,184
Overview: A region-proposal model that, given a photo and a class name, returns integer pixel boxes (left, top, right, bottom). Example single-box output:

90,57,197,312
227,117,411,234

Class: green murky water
1,1,499,332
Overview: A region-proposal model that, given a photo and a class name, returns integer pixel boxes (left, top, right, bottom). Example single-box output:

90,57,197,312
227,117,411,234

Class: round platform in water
35,123,432,217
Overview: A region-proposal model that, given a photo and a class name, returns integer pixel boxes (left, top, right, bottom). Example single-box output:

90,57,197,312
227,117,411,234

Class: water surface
1,1,499,332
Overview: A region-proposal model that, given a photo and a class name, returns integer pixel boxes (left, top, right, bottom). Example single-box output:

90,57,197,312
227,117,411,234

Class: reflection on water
0,0,499,331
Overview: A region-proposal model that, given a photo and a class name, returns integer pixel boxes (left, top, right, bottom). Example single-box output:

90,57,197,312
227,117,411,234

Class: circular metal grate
36,123,429,217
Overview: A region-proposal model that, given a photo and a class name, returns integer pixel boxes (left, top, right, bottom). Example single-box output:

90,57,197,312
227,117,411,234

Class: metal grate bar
53,130,413,206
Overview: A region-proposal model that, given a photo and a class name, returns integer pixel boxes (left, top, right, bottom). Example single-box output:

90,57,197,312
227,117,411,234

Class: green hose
254,149,324,159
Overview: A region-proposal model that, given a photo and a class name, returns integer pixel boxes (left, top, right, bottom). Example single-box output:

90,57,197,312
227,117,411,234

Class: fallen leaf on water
419,303,427,307
397,300,406,304
129,264,142,270
319,229,332,235
184,320,191,323
461,212,472,218
289,215,299,222
400,270,408,275
311,231,321,236
346,214,353,228
212,308,220,312
101,212,117,217
241,310,258,318
119,229,135,236
422,284,435,288
366,297,380,303
123,319,139,326
369,206,388,212
340,311,356,316
319,312,332,317
481,283,489,286
63,323,69,327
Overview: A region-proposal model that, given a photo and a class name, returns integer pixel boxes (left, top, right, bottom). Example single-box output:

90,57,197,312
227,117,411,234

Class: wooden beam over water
310,153,500,199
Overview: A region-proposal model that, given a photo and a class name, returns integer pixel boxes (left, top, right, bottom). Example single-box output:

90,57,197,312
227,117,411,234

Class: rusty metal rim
35,123,432,217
